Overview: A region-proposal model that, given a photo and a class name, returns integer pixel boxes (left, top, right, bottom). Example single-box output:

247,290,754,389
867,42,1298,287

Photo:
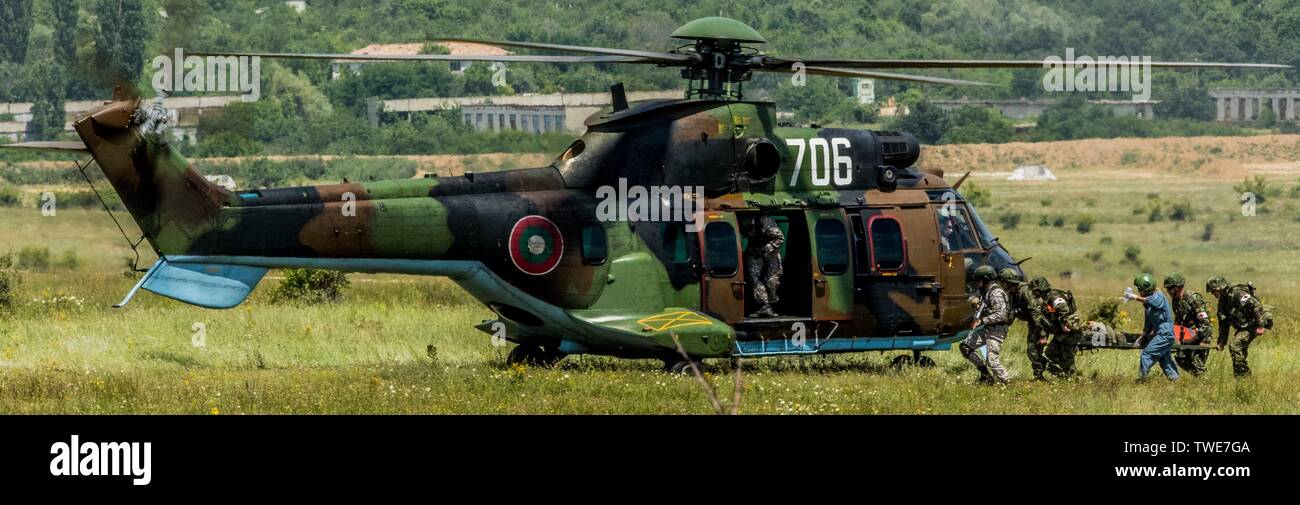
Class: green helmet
1134,273,1156,294
973,265,997,281
1163,272,1185,288
1206,276,1228,293
998,268,1022,283
1028,276,1050,293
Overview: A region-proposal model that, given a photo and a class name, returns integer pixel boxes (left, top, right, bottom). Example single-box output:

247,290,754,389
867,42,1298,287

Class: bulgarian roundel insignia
509,215,564,275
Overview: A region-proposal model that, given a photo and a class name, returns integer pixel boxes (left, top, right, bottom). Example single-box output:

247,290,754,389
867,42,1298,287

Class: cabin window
936,205,980,252
703,222,738,277
581,225,607,265
814,219,849,275
868,216,907,272
661,222,693,264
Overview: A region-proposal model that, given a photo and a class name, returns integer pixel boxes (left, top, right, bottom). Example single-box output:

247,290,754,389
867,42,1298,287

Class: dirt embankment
922,134,1300,179
11,135,1300,179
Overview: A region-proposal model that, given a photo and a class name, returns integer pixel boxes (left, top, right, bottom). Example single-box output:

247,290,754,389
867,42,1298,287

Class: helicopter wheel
507,344,565,368
890,354,914,368
912,350,936,368
664,358,701,375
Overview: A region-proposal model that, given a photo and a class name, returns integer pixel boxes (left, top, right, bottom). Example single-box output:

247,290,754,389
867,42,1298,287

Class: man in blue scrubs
1128,273,1180,381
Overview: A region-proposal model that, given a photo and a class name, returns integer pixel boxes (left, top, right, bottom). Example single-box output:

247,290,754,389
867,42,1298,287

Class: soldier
745,215,784,318
1165,273,1213,376
1002,269,1048,380
1206,276,1272,377
1129,274,1180,381
1029,277,1083,378
959,266,1012,384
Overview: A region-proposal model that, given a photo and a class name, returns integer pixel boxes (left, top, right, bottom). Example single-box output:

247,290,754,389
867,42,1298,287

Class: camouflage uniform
1008,282,1048,379
745,216,784,318
1171,291,1214,376
1215,284,1271,377
1039,288,1083,377
960,281,1011,383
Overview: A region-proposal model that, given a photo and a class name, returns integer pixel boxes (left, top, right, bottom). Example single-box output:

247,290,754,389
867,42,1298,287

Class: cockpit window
962,202,997,248
937,204,981,253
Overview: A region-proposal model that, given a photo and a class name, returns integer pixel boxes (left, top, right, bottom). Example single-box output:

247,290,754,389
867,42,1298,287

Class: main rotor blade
0,141,90,153
189,51,654,64
763,65,992,86
763,57,1290,70
437,37,695,64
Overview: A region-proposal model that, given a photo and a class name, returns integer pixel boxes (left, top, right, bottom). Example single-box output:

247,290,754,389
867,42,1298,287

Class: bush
1052,217,1065,228
271,268,350,304
58,250,80,270
0,184,20,207
1123,245,1142,264
1039,197,1052,207
1201,223,1214,242
1169,201,1194,221
1076,214,1095,233
1234,176,1280,205
1147,202,1164,222
998,212,1021,230
48,190,124,211
1085,251,1104,262
0,253,17,308
960,182,991,208
1087,298,1123,330
17,246,51,271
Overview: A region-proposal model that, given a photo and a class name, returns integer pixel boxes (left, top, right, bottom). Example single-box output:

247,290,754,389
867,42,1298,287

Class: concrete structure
1210,89,1300,122
1008,165,1056,181
384,89,682,133
930,98,1157,120
331,42,513,79
0,96,242,143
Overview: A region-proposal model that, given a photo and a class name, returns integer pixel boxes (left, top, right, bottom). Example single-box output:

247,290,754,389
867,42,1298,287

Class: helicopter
4,16,1284,372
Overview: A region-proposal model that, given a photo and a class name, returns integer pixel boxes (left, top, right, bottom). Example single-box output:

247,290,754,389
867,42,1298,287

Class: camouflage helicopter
5,17,1284,372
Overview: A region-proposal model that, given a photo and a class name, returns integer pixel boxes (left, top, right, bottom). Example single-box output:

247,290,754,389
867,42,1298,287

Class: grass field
1,135,1299,414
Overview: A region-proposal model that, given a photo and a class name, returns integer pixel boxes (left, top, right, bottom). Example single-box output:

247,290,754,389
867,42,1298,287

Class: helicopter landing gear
664,358,702,375
891,350,936,368
506,344,565,368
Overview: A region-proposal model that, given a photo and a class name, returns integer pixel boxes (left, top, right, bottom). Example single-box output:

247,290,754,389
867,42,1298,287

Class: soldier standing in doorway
746,215,784,318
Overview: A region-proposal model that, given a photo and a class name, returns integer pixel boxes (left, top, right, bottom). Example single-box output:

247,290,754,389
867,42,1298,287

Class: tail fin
73,99,230,255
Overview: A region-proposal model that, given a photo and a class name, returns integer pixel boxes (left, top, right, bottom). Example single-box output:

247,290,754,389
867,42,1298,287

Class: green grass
1,161,1299,414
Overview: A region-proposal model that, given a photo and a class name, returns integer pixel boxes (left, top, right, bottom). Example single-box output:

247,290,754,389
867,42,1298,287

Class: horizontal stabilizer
0,141,90,153
126,259,268,309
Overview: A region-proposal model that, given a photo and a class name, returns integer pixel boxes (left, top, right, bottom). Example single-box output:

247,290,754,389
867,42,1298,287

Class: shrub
0,184,20,207
1085,251,1104,262
17,246,51,271
1039,197,1052,207
1052,217,1065,228
1088,298,1123,329
1169,201,1194,221
1123,245,1142,264
960,182,991,208
271,268,350,304
1234,175,1280,205
998,212,1021,230
0,253,17,308
58,250,80,270
1076,214,1095,233
1201,223,1214,242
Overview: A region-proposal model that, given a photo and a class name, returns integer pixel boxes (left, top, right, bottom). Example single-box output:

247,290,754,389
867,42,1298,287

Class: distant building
383,89,682,133
1209,89,1299,122
462,105,566,134
330,42,513,80
853,78,875,105
0,96,241,143
930,98,1156,120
